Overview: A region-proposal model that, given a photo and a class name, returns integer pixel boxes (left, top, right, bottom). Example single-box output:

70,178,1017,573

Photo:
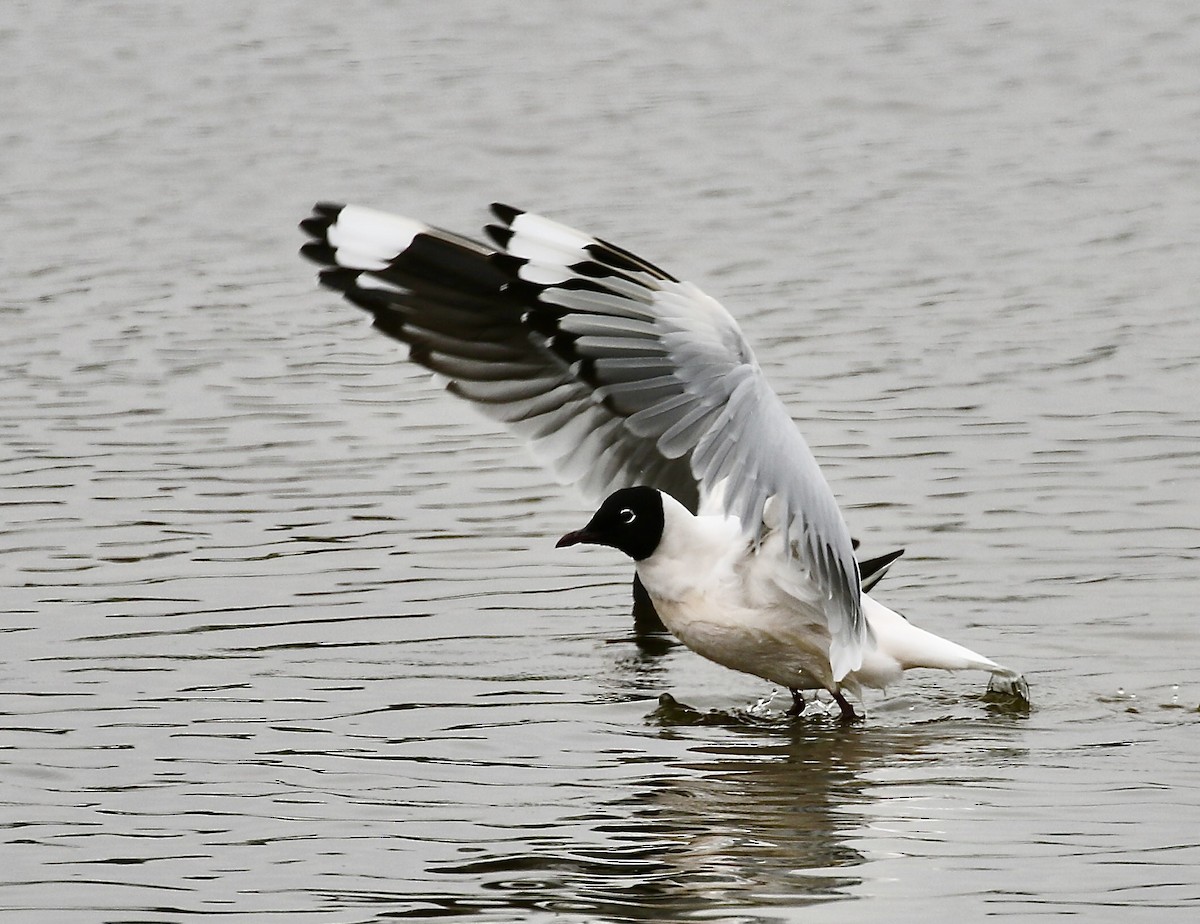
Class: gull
300,202,1028,720
558,486,1025,719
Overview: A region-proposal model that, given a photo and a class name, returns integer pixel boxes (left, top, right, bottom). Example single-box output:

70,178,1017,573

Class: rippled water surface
4,2,1200,921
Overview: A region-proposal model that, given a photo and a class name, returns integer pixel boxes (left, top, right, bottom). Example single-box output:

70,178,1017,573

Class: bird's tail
861,595,1028,699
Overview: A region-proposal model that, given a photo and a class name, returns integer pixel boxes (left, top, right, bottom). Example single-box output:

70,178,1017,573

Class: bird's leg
831,690,862,723
787,688,806,715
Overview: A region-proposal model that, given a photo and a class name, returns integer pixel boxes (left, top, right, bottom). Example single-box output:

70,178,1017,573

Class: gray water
3,2,1199,921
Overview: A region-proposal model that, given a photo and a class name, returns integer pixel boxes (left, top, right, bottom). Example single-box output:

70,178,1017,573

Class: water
3,1,1199,920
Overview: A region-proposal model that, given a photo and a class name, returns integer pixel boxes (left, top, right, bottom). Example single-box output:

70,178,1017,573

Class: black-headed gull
300,202,1027,719
559,487,1026,719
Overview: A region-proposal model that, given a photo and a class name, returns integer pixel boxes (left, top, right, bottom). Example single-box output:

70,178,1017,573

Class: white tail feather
853,595,1019,690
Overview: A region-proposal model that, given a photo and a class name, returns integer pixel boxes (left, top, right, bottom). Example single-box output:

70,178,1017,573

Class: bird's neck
635,499,743,604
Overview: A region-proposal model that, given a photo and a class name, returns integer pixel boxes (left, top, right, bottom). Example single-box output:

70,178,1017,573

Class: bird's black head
556,486,665,561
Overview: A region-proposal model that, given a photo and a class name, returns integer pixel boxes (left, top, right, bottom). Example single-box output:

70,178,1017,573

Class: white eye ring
619,508,636,525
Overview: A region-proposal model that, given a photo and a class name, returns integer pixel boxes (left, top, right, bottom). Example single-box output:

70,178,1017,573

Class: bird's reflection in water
426,706,939,921
412,588,1008,921
630,574,671,641
593,709,936,913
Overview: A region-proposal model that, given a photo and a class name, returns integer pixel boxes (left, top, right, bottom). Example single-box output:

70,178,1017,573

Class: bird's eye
619,508,636,525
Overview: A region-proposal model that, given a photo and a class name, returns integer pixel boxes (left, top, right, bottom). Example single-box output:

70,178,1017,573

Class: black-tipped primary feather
299,202,700,511
489,202,524,224
859,548,905,594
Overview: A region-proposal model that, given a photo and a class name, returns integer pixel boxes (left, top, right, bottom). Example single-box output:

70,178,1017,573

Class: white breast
634,494,837,689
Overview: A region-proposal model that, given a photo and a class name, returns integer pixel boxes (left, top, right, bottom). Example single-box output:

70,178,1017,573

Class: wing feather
301,201,866,675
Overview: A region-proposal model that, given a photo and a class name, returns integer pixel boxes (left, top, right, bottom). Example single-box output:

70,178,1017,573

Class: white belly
652,593,834,690
631,505,840,691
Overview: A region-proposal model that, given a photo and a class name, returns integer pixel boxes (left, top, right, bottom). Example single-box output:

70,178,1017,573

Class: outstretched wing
300,203,700,510
300,202,868,678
